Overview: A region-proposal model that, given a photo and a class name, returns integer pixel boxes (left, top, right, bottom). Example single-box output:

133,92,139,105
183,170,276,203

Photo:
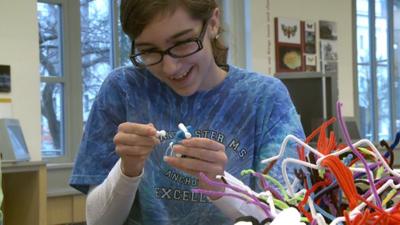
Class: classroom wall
0,0,41,160
246,0,355,117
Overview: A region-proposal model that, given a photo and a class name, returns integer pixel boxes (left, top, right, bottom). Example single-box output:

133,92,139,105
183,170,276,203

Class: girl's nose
161,55,180,76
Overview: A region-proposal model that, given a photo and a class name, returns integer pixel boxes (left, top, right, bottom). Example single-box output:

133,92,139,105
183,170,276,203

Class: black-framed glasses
130,21,208,68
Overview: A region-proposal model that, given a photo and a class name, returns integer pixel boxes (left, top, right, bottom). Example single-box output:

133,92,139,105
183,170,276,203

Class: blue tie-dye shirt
69,65,304,225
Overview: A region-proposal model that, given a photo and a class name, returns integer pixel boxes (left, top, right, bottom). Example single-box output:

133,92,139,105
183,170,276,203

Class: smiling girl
70,1,304,224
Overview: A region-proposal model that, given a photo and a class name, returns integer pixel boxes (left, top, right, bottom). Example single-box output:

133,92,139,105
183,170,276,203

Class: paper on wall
0,98,13,118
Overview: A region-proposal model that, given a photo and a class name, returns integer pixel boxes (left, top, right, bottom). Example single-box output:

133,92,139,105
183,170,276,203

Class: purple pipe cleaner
251,172,284,201
362,176,400,198
337,101,382,209
192,172,273,218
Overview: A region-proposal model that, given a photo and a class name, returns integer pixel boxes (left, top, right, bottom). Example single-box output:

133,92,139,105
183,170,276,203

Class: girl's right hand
113,122,160,177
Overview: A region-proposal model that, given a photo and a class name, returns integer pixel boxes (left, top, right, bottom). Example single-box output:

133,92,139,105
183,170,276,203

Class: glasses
130,21,208,68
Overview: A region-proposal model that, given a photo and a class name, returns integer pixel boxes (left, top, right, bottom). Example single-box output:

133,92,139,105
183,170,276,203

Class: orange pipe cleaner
321,155,360,210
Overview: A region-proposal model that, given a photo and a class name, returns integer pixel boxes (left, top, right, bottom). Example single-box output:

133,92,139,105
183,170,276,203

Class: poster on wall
322,61,338,73
0,65,11,93
0,98,13,118
319,20,337,40
319,20,338,73
321,40,338,61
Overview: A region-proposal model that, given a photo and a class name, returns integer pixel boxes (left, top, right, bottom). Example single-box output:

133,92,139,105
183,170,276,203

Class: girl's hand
113,122,160,177
164,138,228,199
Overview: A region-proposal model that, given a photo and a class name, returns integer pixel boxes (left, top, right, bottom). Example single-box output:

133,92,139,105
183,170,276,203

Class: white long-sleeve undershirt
86,160,256,224
86,159,141,225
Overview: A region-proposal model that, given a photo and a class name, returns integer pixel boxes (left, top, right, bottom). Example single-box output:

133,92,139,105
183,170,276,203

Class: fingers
164,156,226,193
115,144,154,158
164,156,224,175
172,137,226,163
172,145,227,164
114,122,162,177
114,122,160,146
114,131,160,146
164,138,228,179
181,138,225,151
118,122,157,136
114,122,160,161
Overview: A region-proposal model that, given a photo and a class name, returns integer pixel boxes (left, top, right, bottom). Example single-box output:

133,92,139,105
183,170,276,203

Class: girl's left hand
163,137,228,199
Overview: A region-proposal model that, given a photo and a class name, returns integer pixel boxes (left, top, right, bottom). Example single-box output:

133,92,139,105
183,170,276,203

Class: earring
215,34,220,40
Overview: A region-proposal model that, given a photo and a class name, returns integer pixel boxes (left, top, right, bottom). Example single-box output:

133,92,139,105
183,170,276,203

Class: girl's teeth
173,70,189,80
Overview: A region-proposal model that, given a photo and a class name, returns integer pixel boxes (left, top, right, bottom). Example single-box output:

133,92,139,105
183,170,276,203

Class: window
81,0,113,123
356,0,400,142
37,2,65,157
80,0,130,124
37,0,130,161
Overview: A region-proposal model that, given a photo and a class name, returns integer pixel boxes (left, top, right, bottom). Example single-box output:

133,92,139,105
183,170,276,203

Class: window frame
354,0,398,142
38,0,82,164
39,0,130,165
39,0,125,196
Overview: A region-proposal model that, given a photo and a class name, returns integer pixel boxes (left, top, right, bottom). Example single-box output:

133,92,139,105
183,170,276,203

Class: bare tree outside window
80,0,131,123
38,0,130,158
81,0,113,124
37,3,64,157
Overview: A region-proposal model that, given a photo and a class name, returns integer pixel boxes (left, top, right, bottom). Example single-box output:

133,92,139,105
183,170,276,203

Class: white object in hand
178,123,192,138
169,142,182,158
156,130,166,138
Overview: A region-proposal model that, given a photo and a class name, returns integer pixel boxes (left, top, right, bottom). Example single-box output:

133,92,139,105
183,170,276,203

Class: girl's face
134,7,226,96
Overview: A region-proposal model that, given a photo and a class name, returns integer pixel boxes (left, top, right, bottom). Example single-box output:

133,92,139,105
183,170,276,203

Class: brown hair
120,0,228,66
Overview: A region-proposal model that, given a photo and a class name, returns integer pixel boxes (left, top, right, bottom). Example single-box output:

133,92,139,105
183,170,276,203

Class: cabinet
2,161,47,225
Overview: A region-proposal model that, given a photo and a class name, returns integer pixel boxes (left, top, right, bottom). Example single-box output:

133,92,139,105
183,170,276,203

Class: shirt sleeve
69,72,127,194
254,79,305,184
86,159,143,225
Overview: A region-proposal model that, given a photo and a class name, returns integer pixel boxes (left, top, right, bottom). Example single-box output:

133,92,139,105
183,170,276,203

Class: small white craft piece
156,130,166,138
166,123,193,158
170,142,182,158
178,123,192,139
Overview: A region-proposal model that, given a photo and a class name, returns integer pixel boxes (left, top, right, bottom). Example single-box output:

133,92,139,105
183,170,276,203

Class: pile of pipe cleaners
188,102,400,224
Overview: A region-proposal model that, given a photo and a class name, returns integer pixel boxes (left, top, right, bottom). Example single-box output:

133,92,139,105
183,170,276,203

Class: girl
70,1,304,224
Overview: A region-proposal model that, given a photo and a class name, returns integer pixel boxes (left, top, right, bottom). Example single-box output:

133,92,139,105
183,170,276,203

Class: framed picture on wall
276,45,304,72
0,65,11,93
304,21,316,54
304,54,317,72
275,17,301,44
